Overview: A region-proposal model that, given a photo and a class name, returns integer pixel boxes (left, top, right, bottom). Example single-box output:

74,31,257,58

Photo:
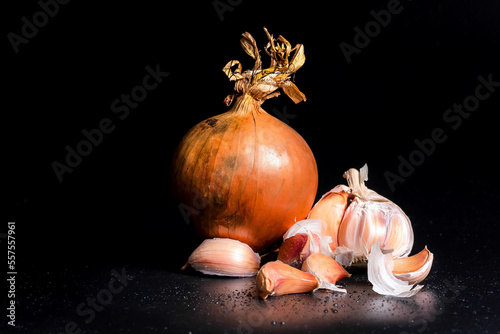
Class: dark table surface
5,0,500,333
7,178,500,333
12,260,500,334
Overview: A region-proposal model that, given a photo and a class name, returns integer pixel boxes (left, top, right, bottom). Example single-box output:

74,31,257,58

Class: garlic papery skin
182,238,261,277
256,261,319,299
331,246,355,267
277,219,333,267
307,185,351,251
338,198,414,261
338,165,413,261
301,253,350,293
393,246,434,284
367,242,423,298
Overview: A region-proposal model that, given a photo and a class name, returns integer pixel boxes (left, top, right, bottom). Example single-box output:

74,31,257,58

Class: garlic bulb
337,164,414,261
367,242,432,297
182,238,261,277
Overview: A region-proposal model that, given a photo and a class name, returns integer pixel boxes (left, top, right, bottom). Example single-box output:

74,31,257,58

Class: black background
4,0,500,333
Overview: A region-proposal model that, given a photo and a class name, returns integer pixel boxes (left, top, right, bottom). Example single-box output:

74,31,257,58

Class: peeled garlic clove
277,219,333,268
307,185,351,251
301,253,350,293
367,242,426,297
256,261,319,299
393,246,434,284
338,165,414,261
182,238,261,277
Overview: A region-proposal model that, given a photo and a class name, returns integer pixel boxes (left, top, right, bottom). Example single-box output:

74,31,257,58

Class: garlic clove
307,184,351,251
301,253,350,293
358,202,388,258
276,233,310,268
277,219,333,268
337,198,383,261
393,246,434,284
383,207,414,259
182,238,261,277
367,242,426,297
256,261,319,299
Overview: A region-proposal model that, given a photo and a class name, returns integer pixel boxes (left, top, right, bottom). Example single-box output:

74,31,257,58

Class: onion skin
171,94,318,253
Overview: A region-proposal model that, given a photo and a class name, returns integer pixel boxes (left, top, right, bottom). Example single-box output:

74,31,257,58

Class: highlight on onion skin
171,28,318,253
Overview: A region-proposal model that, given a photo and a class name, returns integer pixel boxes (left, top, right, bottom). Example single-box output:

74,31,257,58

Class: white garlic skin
367,242,427,298
338,198,414,261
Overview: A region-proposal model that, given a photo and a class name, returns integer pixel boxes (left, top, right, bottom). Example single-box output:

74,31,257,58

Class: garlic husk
277,219,333,267
256,261,319,299
367,242,424,297
301,253,350,293
182,238,261,277
393,246,434,284
331,245,355,267
307,184,350,251
338,165,414,261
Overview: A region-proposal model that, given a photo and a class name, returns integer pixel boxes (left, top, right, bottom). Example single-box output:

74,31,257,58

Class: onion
171,29,318,252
